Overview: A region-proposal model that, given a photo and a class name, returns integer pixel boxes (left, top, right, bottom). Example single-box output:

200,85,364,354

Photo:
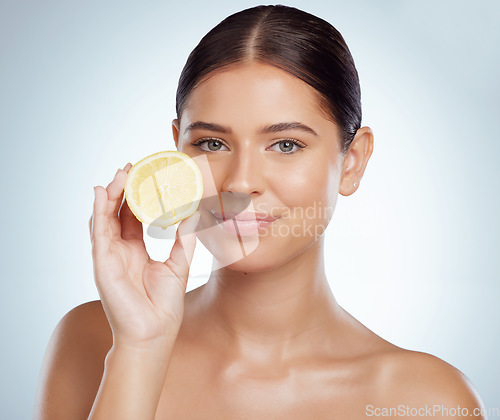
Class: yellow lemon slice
124,151,203,229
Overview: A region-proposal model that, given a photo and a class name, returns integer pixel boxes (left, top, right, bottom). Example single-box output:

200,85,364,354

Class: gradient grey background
1,0,498,418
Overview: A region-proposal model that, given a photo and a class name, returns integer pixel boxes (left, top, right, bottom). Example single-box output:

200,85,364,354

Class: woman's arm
33,301,111,419
35,163,199,419
33,301,177,420
88,340,175,420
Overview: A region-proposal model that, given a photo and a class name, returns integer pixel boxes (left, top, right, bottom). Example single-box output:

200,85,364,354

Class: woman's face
173,62,346,272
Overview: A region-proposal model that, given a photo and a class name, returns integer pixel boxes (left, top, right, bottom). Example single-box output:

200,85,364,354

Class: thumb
163,211,201,281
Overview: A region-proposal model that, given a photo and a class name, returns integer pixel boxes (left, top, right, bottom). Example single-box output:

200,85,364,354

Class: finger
106,163,132,239
163,211,201,281
119,196,144,241
107,163,133,216
92,186,111,256
89,164,130,240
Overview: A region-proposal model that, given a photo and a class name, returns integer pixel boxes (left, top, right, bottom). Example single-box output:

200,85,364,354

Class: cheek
267,153,340,240
270,153,339,209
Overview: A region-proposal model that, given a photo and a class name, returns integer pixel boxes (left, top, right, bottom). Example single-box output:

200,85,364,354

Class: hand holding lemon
89,151,203,350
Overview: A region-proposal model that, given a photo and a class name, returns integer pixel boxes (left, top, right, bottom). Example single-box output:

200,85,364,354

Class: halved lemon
124,151,203,229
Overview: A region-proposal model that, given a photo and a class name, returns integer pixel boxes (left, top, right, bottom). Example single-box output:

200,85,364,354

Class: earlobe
339,126,374,196
172,119,180,149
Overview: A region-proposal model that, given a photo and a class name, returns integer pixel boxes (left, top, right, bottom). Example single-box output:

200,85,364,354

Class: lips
209,210,279,237
211,210,279,223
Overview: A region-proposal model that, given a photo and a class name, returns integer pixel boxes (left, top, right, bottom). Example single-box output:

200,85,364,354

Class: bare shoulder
34,300,112,420
45,300,112,357
369,348,486,418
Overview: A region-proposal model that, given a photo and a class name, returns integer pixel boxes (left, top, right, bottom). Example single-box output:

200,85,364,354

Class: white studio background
0,1,498,418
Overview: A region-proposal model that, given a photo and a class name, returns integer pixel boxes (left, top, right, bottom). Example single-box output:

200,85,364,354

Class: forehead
180,62,336,136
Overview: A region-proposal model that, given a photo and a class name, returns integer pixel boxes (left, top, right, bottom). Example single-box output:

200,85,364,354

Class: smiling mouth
210,210,279,237
211,210,279,223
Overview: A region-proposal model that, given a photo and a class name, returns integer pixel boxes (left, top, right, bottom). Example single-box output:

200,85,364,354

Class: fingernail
123,162,132,170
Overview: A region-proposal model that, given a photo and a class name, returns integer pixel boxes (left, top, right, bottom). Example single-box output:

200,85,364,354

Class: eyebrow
184,121,231,134
260,122,318,136
184,121,318,136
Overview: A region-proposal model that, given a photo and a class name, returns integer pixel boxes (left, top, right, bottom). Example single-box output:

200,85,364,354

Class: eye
192,138,229,152
269,139,306,154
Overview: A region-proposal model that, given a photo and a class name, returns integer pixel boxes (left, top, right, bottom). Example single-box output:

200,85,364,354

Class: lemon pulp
124,151,203,229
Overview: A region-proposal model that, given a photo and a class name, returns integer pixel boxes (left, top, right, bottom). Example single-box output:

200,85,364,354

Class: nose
220,146,264,196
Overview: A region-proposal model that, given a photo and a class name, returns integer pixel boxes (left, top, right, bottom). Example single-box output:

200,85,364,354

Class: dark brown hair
176,5,362,154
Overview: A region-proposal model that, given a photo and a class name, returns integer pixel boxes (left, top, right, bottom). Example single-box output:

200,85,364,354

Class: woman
35,5,485,419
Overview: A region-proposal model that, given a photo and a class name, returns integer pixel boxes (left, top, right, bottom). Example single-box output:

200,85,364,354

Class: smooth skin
34,62,485,419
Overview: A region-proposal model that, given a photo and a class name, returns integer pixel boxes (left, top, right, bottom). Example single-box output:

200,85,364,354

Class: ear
339,126,374,196
172,119,180,149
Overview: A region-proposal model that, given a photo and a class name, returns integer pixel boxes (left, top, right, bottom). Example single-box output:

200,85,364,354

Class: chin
214,251,283,273
210,236,313,274
198,219,325,274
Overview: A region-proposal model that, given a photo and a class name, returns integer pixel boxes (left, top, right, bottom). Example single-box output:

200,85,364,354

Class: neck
194,237,341,360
